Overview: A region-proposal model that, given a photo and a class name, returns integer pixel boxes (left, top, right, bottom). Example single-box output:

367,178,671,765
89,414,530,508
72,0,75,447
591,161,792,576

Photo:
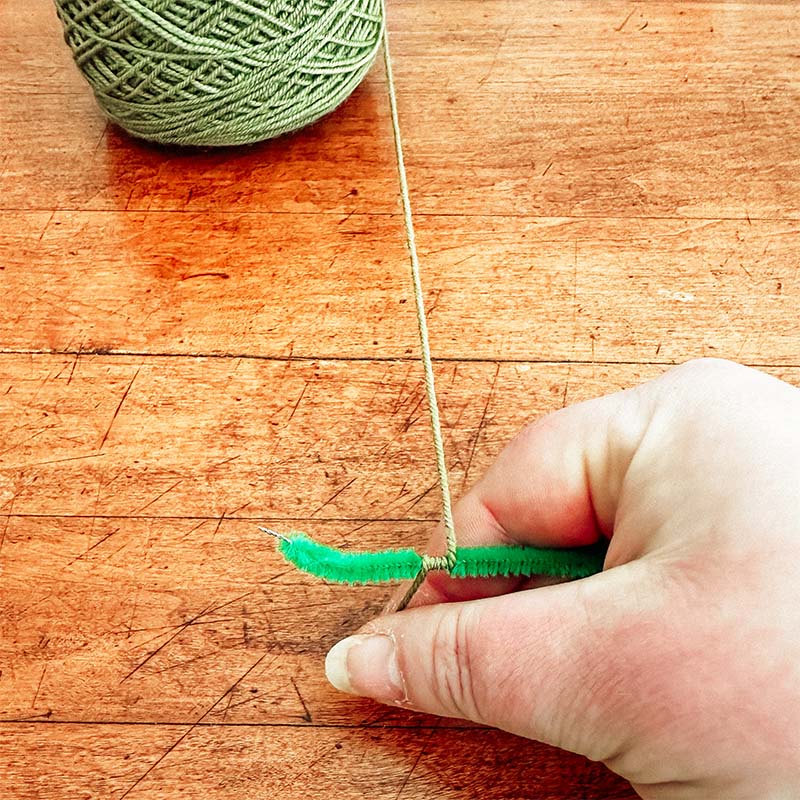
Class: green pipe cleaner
263,530,608,586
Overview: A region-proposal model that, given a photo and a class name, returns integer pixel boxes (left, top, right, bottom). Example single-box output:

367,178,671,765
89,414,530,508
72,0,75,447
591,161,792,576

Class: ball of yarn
53,0,385,147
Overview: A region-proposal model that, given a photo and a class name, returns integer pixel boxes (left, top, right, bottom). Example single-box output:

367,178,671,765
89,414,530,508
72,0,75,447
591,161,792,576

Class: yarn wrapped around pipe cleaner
53,0,385,146
262,529,609,587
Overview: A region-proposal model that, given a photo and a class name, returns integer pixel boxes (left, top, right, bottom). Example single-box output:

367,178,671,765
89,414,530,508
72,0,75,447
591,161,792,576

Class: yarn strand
382,21,456,611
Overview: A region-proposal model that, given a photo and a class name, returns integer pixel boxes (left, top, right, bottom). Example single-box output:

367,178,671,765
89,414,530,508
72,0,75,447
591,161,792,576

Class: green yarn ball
53,0,385,147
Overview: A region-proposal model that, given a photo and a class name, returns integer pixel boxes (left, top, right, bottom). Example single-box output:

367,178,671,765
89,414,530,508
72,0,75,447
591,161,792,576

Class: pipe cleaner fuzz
264,530,608,586
53,0,384,146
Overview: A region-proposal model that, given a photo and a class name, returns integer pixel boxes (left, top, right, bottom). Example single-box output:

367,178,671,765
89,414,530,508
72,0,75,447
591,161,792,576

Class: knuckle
506,415,555,461
673,356,746,385
649,357,757,426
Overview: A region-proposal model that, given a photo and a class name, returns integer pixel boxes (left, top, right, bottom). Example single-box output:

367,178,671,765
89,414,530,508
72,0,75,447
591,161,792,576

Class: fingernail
325,634,405,703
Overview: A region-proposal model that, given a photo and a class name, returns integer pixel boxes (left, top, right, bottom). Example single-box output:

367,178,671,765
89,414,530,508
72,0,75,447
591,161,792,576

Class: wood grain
5,357,796,523
3,211,797,362
1,724,635,800
3,3,798,220
392,0,800,219
1,0,798,797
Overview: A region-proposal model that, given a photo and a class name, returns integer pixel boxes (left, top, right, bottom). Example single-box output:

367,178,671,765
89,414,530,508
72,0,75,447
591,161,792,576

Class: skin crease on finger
377,547,800,799
342,361,800,800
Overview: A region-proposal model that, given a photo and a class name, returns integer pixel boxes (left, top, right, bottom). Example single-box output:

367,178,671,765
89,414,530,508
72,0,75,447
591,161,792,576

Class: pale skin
325,359,800,800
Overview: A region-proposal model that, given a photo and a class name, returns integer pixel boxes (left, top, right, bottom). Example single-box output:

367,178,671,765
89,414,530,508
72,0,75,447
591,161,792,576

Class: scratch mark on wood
401,392,426,433
62,344,82,384
98,367,140,451
404,479,439,513
209,454,242,470
180,272,230,281
93,121,109,154
125,587,140,640
134,478,184,514
393,723,439,800
15,452,105,470
337,208,357,226
462,362,499,489
287,381,308,422
312,476,357,516
290,677,312,722
0,497,14,554
614,7,636,32
121,591,253,682
477,23,510,87
178,519,209,542
562,364,573,408
211,511,225,542
118,647,276,796
68,527,120,565
38,211,55,242
211,689,263,714
148,648,223,675
262,568,293,585
389,364,416,415
31,664,46,708
263,613,286,656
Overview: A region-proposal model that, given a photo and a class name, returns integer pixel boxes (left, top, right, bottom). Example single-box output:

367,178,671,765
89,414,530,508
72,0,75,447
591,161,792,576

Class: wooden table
1,2,798,797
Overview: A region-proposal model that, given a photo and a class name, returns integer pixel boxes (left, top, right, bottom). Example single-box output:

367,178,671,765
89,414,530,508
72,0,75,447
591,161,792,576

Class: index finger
388,387,642,610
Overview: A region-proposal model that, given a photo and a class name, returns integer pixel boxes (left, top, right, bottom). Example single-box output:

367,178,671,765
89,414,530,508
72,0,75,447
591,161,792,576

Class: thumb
325,560,653,763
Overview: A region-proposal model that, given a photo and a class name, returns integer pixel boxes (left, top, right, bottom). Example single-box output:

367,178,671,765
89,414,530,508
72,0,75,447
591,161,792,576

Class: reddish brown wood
1,0,798,797
2,212,798,363
0,723,636,799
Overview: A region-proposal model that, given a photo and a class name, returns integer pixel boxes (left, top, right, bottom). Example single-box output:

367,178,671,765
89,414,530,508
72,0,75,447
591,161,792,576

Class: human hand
325,359,800,800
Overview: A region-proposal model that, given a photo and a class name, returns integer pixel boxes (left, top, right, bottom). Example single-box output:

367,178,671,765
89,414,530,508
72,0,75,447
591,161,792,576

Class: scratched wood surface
1,1,799,798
